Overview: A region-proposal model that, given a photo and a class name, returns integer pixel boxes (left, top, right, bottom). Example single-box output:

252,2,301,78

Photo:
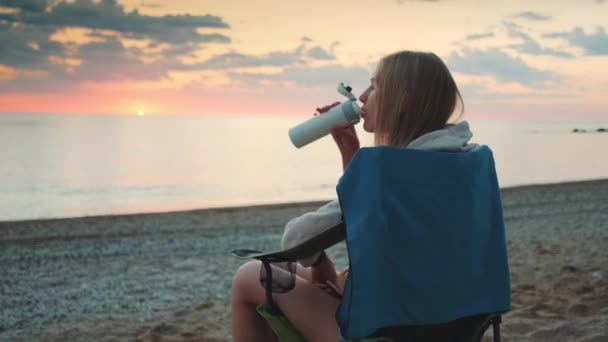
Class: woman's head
359,51,463,146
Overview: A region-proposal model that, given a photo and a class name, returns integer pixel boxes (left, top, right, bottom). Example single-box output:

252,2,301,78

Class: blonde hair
374,51,463,146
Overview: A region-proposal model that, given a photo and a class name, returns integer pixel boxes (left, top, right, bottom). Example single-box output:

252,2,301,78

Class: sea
1,113,607,222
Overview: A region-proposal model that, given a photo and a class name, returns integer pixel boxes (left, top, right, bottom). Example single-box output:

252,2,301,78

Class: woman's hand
315,102,360,170
310,252,338,287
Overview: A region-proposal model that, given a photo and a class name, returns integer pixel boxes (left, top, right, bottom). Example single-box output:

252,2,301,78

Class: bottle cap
337,83,357,101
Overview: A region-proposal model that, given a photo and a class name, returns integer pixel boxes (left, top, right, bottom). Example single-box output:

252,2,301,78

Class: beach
1,179,607,341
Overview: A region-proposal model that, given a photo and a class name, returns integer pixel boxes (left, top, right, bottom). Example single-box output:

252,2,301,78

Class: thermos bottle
288,83,362,148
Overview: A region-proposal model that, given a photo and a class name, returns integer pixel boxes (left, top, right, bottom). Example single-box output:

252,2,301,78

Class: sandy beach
1,179,607,341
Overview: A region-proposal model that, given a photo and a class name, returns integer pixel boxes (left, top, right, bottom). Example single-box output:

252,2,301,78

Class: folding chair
232,145,510,341
232,221,504,342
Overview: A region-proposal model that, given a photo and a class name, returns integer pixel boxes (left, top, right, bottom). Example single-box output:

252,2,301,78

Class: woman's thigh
274,266,340,341
236,261,340,341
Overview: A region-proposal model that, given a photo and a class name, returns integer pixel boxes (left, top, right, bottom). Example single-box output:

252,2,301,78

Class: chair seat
256,304,307,342
369,313,502,342
257,305,393,342
256,304,500,342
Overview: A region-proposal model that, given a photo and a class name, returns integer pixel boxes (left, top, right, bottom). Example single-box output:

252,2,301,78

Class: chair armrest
231,221,346,263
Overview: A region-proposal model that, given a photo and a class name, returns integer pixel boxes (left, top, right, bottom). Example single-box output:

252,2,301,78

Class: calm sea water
1,113,607,221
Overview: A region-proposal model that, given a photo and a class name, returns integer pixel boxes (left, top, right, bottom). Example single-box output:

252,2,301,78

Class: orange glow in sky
1,0,607,120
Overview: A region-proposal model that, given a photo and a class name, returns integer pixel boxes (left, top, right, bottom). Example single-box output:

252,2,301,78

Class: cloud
0,28,347,94
0,33,171,92
465,32,495,41
511,11,552,21
300,38,337,60
307,47,335,60
229,64,370,89
503,22,574,58
160,43,199,58
396,0,440,3
543,27,608,55
0,0,47,13
0,0,230,44
70,36,168,82
503,21,523,31
192,51,304,70
140,2,163,8
0,0,234,93
446,48,560,87
0,1,352,98
0,21,65,69
172,41,340,70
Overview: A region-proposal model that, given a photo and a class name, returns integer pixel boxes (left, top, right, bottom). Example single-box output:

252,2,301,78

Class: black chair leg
261,260,281,314
492,316,501,342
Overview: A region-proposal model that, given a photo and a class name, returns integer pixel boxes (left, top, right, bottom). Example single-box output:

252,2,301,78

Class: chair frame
232,221,347,314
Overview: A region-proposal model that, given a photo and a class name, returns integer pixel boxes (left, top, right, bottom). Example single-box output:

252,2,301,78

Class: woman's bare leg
231,260,279,342
231,260,339,342
274,268,340,341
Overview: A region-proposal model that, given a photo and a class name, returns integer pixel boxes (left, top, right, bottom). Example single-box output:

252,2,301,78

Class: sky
0,0,607,120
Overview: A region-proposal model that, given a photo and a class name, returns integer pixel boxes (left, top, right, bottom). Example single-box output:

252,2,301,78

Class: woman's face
359,76,378,132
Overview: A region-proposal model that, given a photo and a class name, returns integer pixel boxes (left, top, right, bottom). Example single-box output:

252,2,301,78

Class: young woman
231,51,477,341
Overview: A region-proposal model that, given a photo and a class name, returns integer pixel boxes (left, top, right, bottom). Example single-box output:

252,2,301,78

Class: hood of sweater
407,120,478,152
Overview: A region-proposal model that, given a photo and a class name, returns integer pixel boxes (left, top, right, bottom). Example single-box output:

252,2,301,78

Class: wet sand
1,179,607,341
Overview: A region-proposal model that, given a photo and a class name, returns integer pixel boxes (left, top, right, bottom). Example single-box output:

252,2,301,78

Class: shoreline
1,178,607,341
2,178,607,225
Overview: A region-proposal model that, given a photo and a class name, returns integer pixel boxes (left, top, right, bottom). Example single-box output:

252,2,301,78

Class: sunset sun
137,109,144,116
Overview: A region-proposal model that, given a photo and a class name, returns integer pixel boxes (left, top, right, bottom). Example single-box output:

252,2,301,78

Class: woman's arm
280,102,353,266
280,199,342,267
310,251,338,290
330,125,360,170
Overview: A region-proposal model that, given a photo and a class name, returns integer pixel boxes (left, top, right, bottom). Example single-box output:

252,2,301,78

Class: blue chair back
336,146,511,339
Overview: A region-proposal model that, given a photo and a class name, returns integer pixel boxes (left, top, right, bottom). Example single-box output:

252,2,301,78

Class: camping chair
232,222,504,342
232,145,510,342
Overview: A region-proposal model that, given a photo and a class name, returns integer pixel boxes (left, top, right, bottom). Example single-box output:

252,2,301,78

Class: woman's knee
232,260,263,296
